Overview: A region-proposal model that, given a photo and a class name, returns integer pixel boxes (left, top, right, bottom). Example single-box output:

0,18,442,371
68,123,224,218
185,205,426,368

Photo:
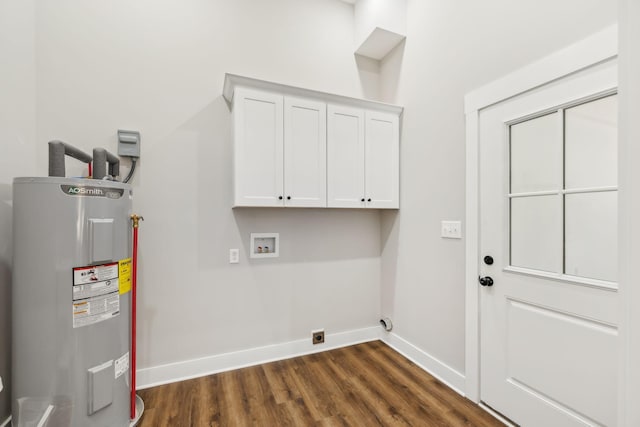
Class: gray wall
0,0,37,421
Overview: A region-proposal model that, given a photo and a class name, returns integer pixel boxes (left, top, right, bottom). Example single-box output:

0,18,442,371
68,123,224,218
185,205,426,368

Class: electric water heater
12,176,133,426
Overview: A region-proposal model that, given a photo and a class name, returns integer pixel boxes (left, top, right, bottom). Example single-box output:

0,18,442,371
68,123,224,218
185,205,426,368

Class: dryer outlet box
312,329,325,345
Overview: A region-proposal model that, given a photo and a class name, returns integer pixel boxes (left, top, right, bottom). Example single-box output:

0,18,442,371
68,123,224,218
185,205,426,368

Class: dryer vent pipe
380,317,393,332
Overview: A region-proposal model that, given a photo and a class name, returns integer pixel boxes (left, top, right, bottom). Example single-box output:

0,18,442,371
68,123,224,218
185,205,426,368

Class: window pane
565,95,617,189
511,195,561,273
510,113,559,193
565,192,617,282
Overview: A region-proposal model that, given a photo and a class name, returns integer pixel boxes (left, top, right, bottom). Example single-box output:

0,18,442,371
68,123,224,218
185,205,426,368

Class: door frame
463,25,618,404
618,2,640,425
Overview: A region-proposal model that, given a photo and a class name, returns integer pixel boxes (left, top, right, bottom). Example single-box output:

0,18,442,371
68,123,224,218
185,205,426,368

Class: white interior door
479,61,618,426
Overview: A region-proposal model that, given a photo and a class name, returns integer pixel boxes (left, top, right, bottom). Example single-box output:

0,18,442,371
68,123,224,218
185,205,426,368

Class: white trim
1,415,10,427
464,109,481,402
381,332,466,395
618,2,640,425
223,73,404,115
464,25,618,402
136,326,381,390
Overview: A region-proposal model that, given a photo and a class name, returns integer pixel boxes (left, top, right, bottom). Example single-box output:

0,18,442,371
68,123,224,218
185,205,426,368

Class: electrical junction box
117,130,140,158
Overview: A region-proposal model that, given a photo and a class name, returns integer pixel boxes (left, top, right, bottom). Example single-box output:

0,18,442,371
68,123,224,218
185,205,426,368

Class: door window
509,94,618,283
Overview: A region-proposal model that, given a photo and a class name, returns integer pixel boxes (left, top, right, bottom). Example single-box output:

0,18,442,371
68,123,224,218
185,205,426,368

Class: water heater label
115,352,129,379
60,185,124,199
118,258,132,294
72,262,120,328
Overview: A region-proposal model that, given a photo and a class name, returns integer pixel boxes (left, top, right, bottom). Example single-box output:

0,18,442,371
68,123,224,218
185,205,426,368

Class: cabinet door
327,104,365,208
233,88,284,207
365,110,399,209
284,97,327,207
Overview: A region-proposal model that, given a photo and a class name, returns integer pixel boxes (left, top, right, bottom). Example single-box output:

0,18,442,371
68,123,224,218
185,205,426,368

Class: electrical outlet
441,221,462,239
229,249,239,264
312,329,325,345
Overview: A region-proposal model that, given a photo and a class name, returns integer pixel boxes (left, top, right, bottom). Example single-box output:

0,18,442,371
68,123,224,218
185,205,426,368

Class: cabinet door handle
278,196,283,200
287,196,291,200
361,198,365,202
367,198,372,202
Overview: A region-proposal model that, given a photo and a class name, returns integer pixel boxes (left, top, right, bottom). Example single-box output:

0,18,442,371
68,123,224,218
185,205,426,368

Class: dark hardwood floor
138,340,503,426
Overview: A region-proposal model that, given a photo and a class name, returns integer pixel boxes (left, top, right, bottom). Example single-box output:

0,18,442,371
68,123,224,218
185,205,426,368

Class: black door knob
484,256,494,265
478,276,494,287
287,196,291,200
361,198,365,202
278,196,283,200
367,198,372,202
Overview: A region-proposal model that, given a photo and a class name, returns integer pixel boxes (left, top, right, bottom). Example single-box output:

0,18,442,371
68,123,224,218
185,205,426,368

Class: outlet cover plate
229,249,239,264
441,221,462,239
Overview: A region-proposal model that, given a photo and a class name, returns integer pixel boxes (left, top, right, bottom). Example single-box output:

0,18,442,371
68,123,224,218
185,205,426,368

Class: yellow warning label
118,258,132,294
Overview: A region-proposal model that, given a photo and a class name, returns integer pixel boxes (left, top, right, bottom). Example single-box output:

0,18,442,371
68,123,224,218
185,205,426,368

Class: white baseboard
381,331,466,395
136,326,382,390
1,415,11,427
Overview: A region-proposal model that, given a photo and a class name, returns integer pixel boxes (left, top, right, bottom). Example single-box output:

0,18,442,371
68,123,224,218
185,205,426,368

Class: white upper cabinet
327,106,399,209
233,90,326,207
233,87,284,207
284,97,327,207
224,74,402,210
365,111,399,209
327,105,365,208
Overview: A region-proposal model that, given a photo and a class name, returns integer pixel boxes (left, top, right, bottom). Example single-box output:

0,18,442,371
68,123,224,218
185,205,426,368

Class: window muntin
509,94,617,284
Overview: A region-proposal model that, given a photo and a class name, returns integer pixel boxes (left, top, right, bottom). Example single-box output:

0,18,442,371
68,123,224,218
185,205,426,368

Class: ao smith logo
60,185,124,199
68,186,104,196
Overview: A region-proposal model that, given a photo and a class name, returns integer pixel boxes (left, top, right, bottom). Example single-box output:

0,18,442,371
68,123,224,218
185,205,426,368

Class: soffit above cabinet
355,27,406,60
223,73,403,116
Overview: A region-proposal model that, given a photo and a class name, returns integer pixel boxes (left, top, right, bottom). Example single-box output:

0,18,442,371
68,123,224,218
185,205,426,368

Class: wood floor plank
277,397,317,426
367,342,500,427
312,352,386,426
137,341,505,427
262,359,303,404
336,345,430,426
288,354,340,421
358,343,463,426
239,365,280,426
219,370,250,427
